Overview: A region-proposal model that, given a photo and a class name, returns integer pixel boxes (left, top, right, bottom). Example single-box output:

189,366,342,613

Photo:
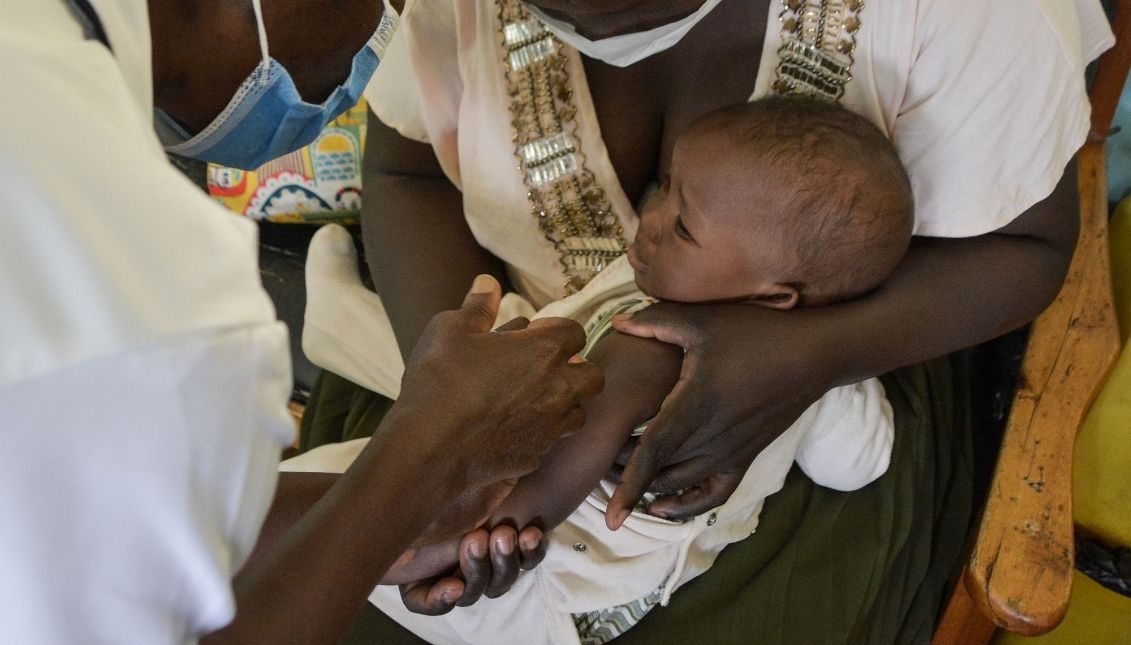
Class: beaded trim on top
497,0,627,295
773,0,863,100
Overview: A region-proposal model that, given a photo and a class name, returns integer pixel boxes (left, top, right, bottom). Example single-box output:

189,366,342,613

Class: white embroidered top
367,0,1113,307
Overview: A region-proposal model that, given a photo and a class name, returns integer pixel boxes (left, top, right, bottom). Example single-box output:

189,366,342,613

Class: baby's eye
674,215,694,241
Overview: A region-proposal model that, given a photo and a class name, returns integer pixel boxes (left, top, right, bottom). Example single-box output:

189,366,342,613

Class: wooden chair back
932,3,1130,642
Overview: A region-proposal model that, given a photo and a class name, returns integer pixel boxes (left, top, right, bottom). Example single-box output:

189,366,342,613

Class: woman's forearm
363,115,506,357
824,163,1079,385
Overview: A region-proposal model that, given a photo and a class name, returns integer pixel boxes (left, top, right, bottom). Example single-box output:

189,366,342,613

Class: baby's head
627,96,913,308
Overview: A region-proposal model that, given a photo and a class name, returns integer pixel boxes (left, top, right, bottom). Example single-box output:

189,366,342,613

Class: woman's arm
606,161,1079,523
379,330,684,584
363,114,508,357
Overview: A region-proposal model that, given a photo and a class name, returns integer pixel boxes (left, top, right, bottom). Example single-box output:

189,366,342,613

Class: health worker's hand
604,301,835,528
392,274,604,512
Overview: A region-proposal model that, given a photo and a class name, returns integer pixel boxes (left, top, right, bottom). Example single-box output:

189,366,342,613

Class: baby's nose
636,209,662,244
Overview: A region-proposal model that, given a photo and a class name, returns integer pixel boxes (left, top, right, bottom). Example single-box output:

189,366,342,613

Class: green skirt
304,355,972,645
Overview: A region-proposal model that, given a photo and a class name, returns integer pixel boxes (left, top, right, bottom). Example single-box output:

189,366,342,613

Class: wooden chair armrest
961,143,1122,636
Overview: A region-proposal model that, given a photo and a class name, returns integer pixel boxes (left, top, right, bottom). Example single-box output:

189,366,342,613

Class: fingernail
470,274,495,294
469,540,484,558
568,353,587,364
496,535,515,555
441,588,461,604
611,313,631,323
616,509,631,527
520,532,541,551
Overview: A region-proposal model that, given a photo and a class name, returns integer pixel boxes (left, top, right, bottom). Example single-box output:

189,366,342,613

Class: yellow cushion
1072,198,1131,548
992,571,1131,645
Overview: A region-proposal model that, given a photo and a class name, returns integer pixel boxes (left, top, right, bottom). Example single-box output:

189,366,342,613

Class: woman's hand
604,302,834,527
602,166,1080,528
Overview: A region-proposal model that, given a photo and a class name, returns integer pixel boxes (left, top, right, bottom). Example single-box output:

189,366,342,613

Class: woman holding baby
297,0,1114,641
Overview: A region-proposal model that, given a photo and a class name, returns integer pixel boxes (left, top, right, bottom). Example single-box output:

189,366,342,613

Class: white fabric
1,1,294,641
524,0,725,69
301,224,537,399
366,377,888,645
367,0,1113,308
293,251,893,643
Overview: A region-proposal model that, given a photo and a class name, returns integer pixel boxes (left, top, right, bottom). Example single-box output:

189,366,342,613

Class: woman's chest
583,0,770,204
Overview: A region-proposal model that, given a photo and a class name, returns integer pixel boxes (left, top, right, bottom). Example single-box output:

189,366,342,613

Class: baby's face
627,132,785,304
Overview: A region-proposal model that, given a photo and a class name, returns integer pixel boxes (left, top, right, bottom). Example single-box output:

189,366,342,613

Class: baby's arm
380,330,683,585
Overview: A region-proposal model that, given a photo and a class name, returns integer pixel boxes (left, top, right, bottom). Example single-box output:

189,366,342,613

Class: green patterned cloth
312,353,971,645
574,588,663,645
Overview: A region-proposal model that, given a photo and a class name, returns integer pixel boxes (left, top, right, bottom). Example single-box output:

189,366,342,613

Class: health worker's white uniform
0,1,294,642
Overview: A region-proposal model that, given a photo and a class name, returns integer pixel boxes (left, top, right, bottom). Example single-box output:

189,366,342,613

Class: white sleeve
896,0,1114,237
364,0,467,184
0,325,295,645
364,0,458,145
0,9,294,642
794,379,894,492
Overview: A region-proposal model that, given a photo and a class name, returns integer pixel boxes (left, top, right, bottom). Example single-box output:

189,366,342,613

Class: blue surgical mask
156,0,394,170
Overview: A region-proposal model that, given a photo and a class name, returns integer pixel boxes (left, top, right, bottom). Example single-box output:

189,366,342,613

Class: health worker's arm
378,330,683,585
203,279,603,645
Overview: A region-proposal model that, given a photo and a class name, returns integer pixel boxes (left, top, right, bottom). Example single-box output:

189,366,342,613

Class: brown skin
148,0,389,133
199,278,603,644
628,126,803,308
378,330,683,584
379,104,917,576
365,0,1079,536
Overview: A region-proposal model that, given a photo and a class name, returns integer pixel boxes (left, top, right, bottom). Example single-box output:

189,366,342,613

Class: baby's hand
399,525,548,615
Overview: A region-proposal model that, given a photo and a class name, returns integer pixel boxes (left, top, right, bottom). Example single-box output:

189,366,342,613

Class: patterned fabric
573,588,663,645
497,0,629,294
580,297,649,357
206,100,368,223
772,0,863,100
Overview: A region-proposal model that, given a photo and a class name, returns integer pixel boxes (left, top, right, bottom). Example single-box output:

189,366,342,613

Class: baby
296,96,914,644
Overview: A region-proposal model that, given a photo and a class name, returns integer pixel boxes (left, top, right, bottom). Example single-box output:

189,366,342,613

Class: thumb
611,307,695,350
458,274,503,333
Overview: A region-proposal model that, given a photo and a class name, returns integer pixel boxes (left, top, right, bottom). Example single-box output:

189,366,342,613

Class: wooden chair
932,3,1131,642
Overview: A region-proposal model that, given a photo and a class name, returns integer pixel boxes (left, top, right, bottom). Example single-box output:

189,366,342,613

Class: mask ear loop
250,0,272,75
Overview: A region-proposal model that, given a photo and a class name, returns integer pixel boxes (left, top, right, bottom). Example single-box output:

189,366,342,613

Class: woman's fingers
646,472,744,521
610,303,702,348
399,576,465,616
605,390,701,530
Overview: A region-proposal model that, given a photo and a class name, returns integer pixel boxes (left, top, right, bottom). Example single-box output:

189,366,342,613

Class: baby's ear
750,283,800,310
